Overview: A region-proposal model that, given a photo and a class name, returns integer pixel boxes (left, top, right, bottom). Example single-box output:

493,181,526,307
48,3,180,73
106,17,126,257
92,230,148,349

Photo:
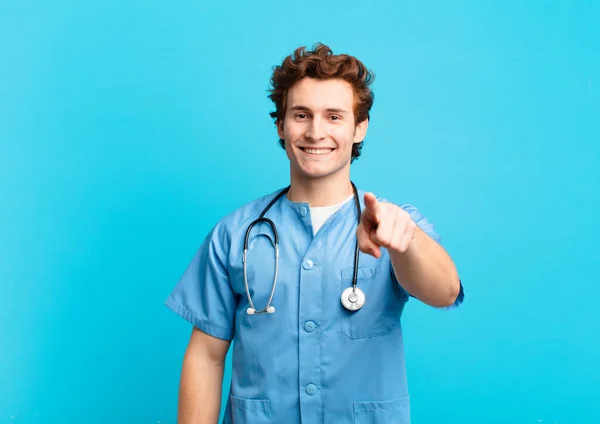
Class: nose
305,117,326,141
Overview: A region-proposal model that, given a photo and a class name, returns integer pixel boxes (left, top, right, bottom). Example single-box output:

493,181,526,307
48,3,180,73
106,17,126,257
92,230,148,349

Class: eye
329,115,341,121
295,113,308,119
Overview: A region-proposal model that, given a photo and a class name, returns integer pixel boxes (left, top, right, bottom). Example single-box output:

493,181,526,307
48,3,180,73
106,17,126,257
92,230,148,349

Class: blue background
1,1,599,423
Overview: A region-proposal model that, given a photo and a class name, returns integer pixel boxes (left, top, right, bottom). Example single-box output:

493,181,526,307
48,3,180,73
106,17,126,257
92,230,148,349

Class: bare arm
178,327,231,424
389,226,460,307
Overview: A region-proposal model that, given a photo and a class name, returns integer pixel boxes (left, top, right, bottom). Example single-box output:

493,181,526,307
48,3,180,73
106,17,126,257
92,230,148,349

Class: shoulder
208,188,288,242
356,187,418,212
357,187,441,243
357,187,425,214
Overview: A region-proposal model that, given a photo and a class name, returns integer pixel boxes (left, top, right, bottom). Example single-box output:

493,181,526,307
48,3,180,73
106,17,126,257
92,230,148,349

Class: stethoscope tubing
244,182,362,315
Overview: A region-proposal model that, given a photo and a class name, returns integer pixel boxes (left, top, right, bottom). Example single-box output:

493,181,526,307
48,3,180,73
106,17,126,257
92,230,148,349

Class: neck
287,172,354,207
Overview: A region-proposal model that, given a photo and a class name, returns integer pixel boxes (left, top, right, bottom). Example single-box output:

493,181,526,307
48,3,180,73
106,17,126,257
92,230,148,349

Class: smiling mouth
300,147,335,155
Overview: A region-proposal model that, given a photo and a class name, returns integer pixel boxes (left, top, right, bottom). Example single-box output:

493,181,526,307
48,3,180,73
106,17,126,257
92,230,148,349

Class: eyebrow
289,105,349,114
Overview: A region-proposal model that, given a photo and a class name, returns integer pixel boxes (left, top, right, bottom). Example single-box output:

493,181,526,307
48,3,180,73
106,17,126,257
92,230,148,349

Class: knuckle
376,232,389,246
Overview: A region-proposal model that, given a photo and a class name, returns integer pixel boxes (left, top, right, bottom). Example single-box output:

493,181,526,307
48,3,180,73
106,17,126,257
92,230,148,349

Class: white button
304,321,316,332
299,206,308,217
302,259,313,270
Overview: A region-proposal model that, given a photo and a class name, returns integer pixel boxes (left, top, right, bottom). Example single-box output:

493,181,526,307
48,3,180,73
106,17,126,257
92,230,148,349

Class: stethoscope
243,182,365,315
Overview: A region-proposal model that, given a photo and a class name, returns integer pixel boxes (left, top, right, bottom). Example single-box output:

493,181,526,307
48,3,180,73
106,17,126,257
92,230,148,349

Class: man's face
277,77,368,182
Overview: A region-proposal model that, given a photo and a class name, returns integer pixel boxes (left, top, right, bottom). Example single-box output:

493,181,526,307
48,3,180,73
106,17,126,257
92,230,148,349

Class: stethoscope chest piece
341,286,366,311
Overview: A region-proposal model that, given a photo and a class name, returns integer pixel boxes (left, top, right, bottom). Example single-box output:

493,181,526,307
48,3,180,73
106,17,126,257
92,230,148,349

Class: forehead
286,78,354,110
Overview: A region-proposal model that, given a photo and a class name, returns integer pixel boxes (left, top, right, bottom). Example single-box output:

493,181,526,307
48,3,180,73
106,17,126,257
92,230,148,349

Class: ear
353,118,369,144
277,119,285,140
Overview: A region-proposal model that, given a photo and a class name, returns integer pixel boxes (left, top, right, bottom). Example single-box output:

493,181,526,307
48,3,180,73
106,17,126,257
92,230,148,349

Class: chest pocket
340,267,401,339
353,396,410,424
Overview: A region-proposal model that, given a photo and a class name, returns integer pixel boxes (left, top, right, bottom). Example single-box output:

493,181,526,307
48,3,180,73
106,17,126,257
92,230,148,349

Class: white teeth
304,148,332,155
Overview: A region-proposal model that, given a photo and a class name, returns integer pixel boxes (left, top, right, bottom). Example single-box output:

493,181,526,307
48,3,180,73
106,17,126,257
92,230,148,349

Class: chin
296,165,341,180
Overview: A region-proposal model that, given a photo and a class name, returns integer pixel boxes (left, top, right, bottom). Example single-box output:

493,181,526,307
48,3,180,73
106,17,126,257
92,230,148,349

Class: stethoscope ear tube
243,188,287,316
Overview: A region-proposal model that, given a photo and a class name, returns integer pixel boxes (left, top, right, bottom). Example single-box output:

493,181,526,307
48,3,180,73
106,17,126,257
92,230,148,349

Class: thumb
357,221,381,258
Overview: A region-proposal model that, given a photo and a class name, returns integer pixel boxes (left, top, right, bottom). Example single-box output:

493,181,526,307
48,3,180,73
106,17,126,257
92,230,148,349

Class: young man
166,43,464,424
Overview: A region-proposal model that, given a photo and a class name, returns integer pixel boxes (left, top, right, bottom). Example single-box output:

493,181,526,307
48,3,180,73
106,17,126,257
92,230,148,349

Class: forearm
178,350,225,424
389,227,460,307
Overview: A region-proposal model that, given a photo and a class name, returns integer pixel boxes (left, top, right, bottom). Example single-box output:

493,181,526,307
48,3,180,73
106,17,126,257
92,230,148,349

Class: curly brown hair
268,43,375,163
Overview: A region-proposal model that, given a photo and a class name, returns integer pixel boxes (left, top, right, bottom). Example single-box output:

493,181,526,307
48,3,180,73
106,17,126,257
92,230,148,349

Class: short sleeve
165,224,237,341
392,204,465,309
401,204,442,243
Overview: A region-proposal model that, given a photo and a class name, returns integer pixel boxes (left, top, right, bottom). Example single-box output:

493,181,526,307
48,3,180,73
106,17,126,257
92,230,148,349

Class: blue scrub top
166,187,464,424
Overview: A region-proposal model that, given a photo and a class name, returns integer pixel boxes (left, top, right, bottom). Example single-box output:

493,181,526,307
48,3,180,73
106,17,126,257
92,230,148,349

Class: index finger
362,192,380,225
